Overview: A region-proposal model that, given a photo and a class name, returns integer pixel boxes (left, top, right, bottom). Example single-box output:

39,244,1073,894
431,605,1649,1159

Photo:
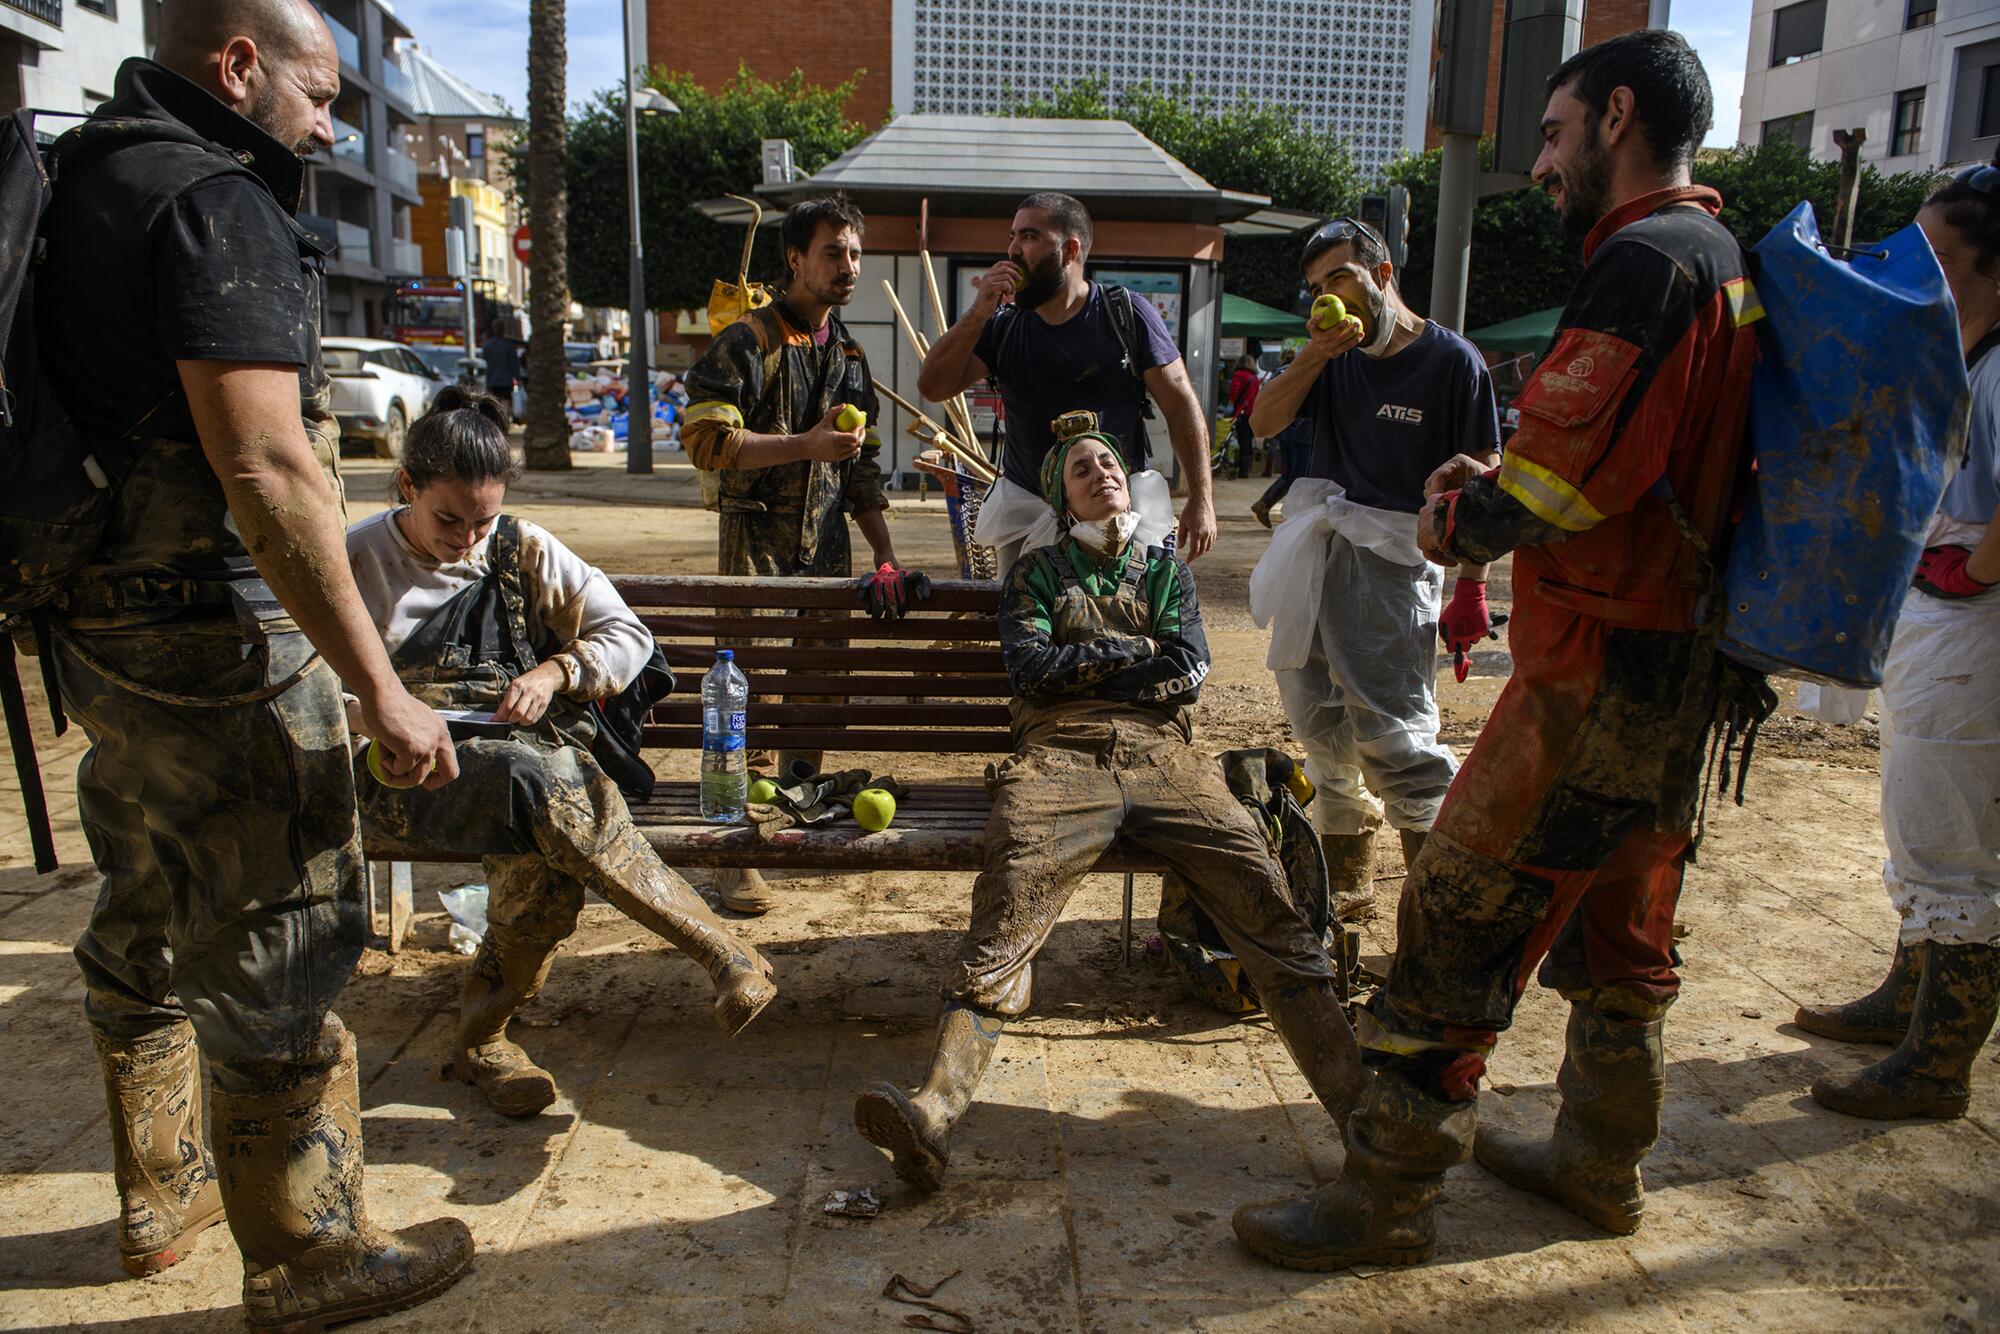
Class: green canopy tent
1465,306,1561,358
1220,292,1304,340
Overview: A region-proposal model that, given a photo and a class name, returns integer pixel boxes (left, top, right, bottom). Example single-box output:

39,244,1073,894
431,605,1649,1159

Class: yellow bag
706,193,772,336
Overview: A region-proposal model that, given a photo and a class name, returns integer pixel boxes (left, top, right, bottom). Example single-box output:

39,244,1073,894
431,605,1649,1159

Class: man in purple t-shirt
919,192,1216,568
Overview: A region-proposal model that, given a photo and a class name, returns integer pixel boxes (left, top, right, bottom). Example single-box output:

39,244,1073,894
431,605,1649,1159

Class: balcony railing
320,8,361,70
382,148,419,193
334,221,372,266
387,238,424,275
3,0,62,25
331,116,366,165
382,58,418,110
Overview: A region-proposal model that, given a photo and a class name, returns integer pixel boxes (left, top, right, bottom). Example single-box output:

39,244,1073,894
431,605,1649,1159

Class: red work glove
1913,545,1994,600
859,563,932,622
1438,579,1508,683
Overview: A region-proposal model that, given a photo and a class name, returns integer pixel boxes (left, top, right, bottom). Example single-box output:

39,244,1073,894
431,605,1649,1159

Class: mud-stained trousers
952,706,1341,1025
1363,565,1718,1064
718,508,853,779
360,733,701,993
61,623,365,1093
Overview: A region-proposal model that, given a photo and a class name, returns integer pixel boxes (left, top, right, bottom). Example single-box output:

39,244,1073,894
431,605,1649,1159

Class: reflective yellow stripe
1724,276,1765,327
684,400,744,429
1496,453,1606,532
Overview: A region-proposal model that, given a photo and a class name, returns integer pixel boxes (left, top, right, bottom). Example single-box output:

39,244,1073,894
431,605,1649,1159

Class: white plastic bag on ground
438,884,489,955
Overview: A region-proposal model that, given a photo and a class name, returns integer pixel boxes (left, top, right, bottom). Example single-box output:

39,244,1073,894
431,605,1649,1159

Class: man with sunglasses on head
1247,216,1500,929
1234,30,1760,1272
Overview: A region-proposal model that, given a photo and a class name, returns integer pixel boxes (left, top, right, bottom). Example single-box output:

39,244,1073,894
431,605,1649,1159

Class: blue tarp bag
1719,202,1970,688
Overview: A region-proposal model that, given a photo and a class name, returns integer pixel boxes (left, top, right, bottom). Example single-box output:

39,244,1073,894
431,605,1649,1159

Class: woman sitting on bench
853,413,1365,1189
345,388,776,1118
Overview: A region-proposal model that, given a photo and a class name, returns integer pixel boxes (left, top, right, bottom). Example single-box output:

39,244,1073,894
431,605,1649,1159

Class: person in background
1228,353,1263,478
482,316,520,419
1252,352,1312,527
1792,157,2000,1121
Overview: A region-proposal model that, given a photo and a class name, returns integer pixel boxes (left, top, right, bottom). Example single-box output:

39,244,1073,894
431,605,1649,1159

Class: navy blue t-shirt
1301,322,1500,514
974,283,1181,491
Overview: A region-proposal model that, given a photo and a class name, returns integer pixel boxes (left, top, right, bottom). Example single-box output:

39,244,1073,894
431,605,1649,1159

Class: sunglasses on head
1307,216,1386,251
1952,162,2000,198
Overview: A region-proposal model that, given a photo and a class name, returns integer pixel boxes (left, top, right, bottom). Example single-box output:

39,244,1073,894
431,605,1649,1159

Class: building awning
750,115,1275,226
1220,293,1303,340
1465,306,1561,357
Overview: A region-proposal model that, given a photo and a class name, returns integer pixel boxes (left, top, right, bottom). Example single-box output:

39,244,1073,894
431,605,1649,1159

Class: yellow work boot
93,1023,225,1276
446,936,559,1118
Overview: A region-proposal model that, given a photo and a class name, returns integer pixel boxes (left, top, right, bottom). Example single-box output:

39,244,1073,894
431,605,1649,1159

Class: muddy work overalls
356,518,764,1059
949,545,1362,1111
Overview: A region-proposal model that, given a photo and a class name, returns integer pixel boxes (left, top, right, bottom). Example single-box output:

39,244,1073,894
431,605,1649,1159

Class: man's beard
244,82,322,157
1015,252,1063,309
1546,126,1613,240
800,274,855,307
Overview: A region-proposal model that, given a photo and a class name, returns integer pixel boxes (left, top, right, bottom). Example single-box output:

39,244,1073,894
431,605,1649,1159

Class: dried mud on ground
1,459,1993,1333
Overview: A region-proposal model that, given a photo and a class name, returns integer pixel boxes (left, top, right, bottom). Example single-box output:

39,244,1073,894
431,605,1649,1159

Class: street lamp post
622,0,678,474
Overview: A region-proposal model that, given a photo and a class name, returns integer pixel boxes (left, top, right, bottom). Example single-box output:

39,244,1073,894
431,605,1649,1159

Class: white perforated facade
890,0,1433,178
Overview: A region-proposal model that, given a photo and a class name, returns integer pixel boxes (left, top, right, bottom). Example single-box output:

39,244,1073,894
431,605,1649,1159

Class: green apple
365,741,424,789
1312,293,1347,329
853,787,896,832
748,777,779,804
836,404,867,433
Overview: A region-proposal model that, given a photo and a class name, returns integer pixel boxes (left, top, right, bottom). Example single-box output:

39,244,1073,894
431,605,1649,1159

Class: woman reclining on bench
853,413,1367,1189
344,387,776,1118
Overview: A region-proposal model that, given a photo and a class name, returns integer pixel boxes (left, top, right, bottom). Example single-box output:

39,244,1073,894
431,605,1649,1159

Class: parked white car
325,337,445,457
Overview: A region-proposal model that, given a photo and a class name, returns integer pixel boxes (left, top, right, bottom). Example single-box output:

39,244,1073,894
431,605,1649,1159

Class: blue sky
391,0,1754,147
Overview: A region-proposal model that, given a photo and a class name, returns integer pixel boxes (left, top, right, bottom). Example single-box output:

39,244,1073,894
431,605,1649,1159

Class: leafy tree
1009,78,1360,309
546,67,871,312
1384,138,1945,331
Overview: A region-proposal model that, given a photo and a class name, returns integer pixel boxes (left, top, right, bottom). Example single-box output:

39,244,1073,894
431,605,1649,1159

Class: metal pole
1647,0,1670,27
623,0,652,474
1430,131,1480,332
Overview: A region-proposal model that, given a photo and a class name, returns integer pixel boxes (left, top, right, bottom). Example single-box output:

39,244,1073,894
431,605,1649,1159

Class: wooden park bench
364,574,1170,949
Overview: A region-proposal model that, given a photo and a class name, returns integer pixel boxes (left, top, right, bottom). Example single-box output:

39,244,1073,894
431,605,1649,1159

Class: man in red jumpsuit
1234,30,1763,1270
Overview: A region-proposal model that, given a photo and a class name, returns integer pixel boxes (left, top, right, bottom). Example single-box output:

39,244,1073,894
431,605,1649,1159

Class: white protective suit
1250,478,1458,835
1881,514,2000,946
974,471,1175,577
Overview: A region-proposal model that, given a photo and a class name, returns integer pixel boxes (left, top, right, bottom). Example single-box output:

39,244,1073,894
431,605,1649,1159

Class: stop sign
513,225,532,265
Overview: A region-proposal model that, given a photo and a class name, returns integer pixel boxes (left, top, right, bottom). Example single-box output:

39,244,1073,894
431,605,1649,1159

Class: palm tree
524,0,570,470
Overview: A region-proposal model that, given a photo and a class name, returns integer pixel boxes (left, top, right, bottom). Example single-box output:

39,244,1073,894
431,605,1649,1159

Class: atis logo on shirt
1375,403,1425,425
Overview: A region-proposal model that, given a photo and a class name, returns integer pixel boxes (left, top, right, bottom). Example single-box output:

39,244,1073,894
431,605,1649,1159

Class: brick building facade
648,0,896,126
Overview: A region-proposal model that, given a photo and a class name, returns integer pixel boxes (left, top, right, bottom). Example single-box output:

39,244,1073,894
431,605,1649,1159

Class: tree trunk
524,0,570,470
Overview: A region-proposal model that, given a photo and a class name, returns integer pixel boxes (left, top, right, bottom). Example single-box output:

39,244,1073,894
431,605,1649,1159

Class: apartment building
0,0,149,121
1738,0,2000,170
303,0,426,336
396,40,525,306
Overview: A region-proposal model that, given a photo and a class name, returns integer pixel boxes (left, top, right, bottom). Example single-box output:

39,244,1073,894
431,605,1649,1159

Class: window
77,0,117,14
1762,112,1815,152
1771,0,1826,67
1893,88,1925,156
1906,0,1935,29
1984,65,2000,140
466,127,485,160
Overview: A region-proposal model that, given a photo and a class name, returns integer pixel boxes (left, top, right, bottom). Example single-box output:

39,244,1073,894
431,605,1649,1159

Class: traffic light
1357,187,1411,272
1493,0,1584,174
1432,0,1495,137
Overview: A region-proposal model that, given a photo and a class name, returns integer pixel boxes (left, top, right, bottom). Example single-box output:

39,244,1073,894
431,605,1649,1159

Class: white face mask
1358,284,1399,358
1069,507,1140,555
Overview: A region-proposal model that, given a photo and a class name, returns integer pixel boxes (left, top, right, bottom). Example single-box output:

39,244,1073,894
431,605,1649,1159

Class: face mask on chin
1069,508,1140,555
1358,285,1398,358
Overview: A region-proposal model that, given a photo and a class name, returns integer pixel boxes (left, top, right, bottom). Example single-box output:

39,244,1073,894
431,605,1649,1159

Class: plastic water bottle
699,649,749,822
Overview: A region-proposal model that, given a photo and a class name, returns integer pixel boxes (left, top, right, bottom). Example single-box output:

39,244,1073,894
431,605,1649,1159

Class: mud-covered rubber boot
1811,941,2000,1121
714,866,776,916
94,1023,225,1276
1795,942,1918,1045
1323,832,1378,925
1474,1006,1663,1235
1398,828,1426,870
1232,1067,1475,1271
446,933,560,1118
854,1004,1003,1192
212,1016,474,1332
590,844,778,1038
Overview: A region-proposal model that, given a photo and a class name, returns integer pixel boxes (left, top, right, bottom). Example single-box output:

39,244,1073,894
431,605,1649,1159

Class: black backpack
986,283,1160,460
